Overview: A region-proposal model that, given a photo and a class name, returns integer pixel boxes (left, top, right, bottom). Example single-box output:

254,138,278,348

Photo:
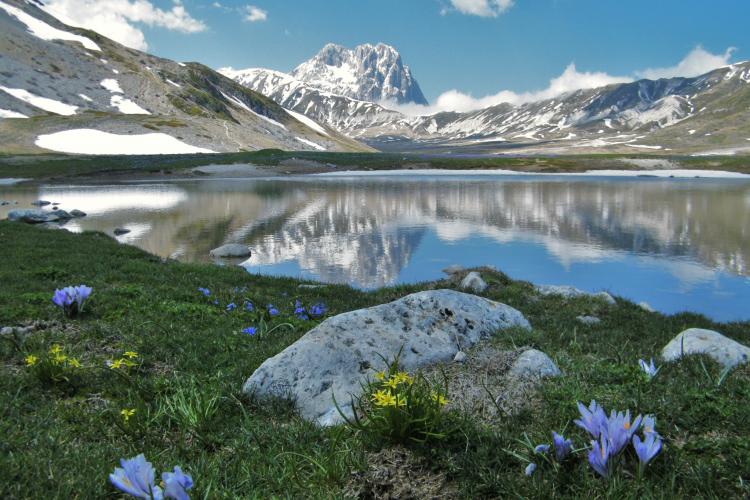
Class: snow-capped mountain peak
290,42,428,105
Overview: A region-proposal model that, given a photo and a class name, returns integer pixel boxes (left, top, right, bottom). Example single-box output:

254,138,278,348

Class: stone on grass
460,271,488,293
7,209,71,223
243,289,531,426
576,315,601,326
507,349,561,380
298,284,325,289
209,243,251,258
639,301,655,313
662,328,750,369
535,284,616,305
443,265,464,275
453,351,467,363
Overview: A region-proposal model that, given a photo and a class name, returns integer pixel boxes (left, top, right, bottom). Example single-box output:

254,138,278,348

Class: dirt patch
345,446,457,499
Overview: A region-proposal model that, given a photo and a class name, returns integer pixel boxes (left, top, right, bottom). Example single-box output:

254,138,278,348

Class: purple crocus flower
639,358,660,379
524,463,537,477
605,409,643,455
109,454,162,499
74,284,92,311
197,287,210,297
534,444,550,454
267,304,279,316
294,300,309,320
242,327,257,336
633,432,662,468
226,302,236,312
243,301,254,312
588,436,612,478
52,289,72,308
552,432,573,461
162,466,193,500
641,415,658,436
309,303,327,317
574,400,607,439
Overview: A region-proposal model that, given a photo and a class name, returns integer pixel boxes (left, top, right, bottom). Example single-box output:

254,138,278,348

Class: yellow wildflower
374,371,386,381
68,358,82,368
385,377,400,389
393,372,413,385
395,394,407,407
124,351,138,359
49,344,63,354
120,408,136,423
372,389,396,407
52,353,67,365
110,359,124,370
25,354,38,366
431,392,448,406
122,359,137,368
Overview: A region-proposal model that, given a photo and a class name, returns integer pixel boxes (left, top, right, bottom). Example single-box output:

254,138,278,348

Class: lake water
3,174,749,322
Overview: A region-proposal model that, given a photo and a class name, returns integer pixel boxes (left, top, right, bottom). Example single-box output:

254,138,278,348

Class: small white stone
453,351,467,363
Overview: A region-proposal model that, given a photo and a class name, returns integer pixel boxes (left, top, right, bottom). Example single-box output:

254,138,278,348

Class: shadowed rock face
242,290,531,426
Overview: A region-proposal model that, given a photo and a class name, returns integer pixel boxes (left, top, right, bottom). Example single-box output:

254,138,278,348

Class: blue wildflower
639,358,660,379
52,285,92,316
52,289,72,308
309,303,327,318
605,409,642,455
242,327,257,336
574,400,607,439
633,432,662,468
213,299,219,306
552,431,573,462
641,415,658,436
267,304,279,316
588,435,612,478
109,454,162,499
226,302,236,312
294,300,309,320
197,287,210,297
162,466,193,500
533,444,550,454
243,301,254,312
524,462,537,477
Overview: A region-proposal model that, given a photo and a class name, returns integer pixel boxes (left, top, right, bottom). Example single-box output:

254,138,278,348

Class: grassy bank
1,221,749,498
1,151,749,181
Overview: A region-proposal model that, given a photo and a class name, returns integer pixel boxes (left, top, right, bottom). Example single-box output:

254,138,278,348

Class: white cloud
446,0,514,17
243,5,267,22
382,63,632,115
41,0,207,51
636,46,735,80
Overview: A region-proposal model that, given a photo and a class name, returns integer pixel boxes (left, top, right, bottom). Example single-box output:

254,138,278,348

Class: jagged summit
290,42,428,105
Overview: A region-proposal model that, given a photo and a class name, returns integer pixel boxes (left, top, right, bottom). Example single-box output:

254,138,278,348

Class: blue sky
44,0,750,104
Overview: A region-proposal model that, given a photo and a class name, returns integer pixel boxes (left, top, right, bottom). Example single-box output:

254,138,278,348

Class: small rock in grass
535,284,616,305
453,351,467,363
460,271,488,293
298,284,325,289
662,328,750,369
113,228,131,236
209,243,251,258
507,349,561,380
576,315,601,326
443,264,464,275
639,301,655,313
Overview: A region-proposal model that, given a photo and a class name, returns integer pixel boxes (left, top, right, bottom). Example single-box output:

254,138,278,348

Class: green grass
1,221,749,498
1,151,749,181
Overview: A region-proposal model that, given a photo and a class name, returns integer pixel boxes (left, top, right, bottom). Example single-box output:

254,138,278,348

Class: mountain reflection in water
1,175,748,320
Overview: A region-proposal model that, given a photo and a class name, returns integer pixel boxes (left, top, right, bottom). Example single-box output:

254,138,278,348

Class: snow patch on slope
0,86,77,115
0,108,28,118
295,136,326,151
110,95,150,114
286,109,329,136
0,1,100,51
35,129,215,155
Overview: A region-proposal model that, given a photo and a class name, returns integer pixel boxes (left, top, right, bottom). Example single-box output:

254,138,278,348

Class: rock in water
243,289,531,426
209,243,252,258
507,349,561,379
70,209,87,218
113,228,131,236
662,328,750,368
535,284,616,305
31,200,51,206
460,271,488,293
7,209,71,223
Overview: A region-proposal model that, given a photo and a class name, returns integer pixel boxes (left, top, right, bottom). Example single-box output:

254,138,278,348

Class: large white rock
209,243,251,258
243,289,531,426
661,328,750,368
460,271,488,293
535,284,616,305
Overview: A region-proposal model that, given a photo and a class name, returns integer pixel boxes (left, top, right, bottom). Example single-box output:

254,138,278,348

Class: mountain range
1,0,749,156
0,0,369,154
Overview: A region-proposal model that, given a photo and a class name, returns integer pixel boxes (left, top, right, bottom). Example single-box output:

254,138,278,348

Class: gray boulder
243,289,531,426
507,349,561,380
209,243,251,258
7,209,71,223
576,315,601,326
639,302,655,313
662,328,750,369
460,271,488,293
535,284,616,305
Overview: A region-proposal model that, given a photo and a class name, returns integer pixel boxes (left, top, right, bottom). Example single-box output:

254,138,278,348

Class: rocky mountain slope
0,0,371,154
225,45,750,155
